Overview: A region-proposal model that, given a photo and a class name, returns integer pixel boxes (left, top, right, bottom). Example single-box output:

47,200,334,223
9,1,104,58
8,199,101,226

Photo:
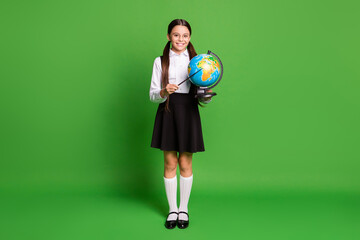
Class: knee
179,157,192,172
179,164,191,173
164,163,178,172
164,152,178,172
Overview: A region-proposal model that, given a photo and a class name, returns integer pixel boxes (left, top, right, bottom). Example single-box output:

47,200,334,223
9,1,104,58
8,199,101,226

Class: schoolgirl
149,19,212,229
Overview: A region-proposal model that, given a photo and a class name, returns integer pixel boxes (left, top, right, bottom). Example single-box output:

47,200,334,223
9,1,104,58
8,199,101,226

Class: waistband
162,93,197,105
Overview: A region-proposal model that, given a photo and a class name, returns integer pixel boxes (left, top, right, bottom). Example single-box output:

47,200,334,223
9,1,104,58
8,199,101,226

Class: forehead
170,25,190,34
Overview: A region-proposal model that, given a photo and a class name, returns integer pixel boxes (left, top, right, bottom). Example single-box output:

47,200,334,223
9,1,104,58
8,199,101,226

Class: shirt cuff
150,89,167,103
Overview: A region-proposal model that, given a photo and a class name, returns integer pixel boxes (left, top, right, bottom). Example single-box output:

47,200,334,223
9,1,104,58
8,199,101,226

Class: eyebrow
172,32,190,35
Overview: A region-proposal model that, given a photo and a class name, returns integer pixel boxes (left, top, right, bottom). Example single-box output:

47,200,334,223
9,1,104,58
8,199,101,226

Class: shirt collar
170,48,189,57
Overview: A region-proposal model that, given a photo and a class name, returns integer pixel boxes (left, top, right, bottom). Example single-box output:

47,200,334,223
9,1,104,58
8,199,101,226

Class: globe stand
195,87,217,98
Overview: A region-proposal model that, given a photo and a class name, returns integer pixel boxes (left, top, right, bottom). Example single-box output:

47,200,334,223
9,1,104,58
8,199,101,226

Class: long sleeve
149,57,167,103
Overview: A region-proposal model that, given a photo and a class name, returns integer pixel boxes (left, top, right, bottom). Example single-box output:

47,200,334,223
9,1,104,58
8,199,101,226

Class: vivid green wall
1,0,359,195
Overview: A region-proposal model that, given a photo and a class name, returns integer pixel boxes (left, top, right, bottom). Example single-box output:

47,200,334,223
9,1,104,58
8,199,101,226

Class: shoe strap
178,211,189,217
167,211,179,216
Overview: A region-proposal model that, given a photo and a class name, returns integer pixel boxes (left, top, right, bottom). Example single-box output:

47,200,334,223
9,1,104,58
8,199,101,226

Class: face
167,25,191,54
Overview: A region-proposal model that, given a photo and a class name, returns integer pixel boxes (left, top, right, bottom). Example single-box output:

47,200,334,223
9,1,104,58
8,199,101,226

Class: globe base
195,87,217,98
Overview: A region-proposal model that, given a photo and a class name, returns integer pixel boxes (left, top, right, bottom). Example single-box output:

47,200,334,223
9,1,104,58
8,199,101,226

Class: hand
164,84,179,95
203,89,213,101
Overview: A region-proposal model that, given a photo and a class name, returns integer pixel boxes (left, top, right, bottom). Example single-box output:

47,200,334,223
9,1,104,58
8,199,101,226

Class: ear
167,34,171,41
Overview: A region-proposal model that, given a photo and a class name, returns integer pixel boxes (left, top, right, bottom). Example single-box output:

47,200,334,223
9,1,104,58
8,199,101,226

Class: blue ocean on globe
187,54,221,87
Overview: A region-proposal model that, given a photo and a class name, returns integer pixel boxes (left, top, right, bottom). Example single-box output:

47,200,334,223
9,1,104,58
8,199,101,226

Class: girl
149,19,212,229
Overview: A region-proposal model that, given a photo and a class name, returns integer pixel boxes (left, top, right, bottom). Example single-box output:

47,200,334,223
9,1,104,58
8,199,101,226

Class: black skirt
150,91,205,153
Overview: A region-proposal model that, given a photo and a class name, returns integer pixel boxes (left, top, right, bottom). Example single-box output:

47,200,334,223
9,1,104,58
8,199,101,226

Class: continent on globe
188,54,221,87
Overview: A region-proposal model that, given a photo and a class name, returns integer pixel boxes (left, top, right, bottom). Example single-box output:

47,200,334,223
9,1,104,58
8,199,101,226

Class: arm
149,57,167,103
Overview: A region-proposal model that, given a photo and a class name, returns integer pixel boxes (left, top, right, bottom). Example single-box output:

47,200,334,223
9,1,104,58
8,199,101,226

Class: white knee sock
164,175,178,221
178,174,193,221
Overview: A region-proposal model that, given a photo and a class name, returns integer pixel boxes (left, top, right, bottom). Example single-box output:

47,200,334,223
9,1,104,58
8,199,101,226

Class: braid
187,41,197,59
161,41,171,112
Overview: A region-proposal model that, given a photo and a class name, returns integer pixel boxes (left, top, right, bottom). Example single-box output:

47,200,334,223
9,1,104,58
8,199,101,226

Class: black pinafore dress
150,83,205,153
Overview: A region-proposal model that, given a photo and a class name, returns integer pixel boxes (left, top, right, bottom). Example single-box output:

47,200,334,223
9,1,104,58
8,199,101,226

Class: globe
187,54,221,87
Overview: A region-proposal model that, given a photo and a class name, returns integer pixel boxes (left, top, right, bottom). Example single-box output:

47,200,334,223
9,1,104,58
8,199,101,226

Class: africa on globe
187,54,221,87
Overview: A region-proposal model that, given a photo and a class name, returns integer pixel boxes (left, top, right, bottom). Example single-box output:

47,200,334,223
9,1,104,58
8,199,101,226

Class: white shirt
149,48,211,104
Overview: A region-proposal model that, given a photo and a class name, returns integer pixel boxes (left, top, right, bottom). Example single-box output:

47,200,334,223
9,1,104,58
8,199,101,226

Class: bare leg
178,152,193,177
164,151,178,178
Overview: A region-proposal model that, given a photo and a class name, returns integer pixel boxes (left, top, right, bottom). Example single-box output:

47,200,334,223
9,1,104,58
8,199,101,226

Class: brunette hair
161,19,202,112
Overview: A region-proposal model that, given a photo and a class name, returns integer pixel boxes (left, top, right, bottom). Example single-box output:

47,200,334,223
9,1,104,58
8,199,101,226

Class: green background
1,0,359,239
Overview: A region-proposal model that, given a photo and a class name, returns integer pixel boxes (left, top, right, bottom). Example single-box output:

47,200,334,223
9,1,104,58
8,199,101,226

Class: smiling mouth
176,43,185,46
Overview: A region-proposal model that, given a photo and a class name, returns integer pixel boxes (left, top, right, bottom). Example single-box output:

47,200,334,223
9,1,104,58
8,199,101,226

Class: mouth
176,43,185,47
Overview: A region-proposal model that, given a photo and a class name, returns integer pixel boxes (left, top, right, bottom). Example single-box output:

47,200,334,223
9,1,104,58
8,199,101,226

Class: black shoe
164,211,178,229
177,211,189,229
